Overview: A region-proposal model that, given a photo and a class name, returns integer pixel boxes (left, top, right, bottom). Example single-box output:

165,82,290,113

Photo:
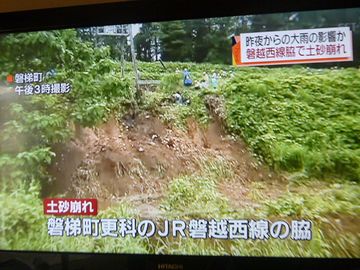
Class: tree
190,19,211,63
249,13,294,32
134,23,160,61
159,21,190,61
77,27,131,61
202,17,236,64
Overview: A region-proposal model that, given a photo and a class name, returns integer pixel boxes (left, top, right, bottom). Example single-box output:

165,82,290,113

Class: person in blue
172,91,190,105
183,69,192,86
46,69,57,78
211,72,219,89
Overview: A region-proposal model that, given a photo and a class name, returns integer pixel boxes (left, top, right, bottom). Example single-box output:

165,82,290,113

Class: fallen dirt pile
46,111,276,216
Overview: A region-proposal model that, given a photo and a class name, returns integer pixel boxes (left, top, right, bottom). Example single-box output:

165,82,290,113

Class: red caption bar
44,198,98,216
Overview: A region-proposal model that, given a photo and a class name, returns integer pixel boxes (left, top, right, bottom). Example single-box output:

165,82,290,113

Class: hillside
0,30,359,257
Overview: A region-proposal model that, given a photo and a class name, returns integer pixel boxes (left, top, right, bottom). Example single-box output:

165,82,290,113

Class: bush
223,68,360,181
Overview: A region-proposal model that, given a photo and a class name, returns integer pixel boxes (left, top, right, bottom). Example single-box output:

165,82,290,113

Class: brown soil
45,112,279,218
322,214,360,235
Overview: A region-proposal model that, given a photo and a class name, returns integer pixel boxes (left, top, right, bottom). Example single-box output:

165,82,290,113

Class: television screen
0,6,359,260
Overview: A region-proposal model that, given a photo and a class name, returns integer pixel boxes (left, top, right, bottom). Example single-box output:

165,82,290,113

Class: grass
151,155,360,257
223,67,360,181
141,73,210,130
160,157,232,219
264,181,360,218
0,63,359,258
0,181,148,253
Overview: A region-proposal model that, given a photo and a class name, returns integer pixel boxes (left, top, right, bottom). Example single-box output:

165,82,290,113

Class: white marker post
128,24,140,95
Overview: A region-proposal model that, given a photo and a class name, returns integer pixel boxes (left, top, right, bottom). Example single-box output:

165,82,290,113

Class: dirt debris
46,112,278,217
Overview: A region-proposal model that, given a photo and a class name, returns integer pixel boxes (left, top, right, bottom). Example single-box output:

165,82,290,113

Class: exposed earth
45,106,285,219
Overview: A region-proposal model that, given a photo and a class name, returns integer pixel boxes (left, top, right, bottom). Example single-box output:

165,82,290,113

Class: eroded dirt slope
46,111,279,217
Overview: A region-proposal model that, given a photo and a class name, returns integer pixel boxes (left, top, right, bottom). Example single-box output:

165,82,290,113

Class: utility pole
120,38,125,77
128,24,140,96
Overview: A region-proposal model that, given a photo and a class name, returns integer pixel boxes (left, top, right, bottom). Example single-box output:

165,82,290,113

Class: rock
167,139,175,148
138,147,145,152
151,134,158,141
333,183,342,189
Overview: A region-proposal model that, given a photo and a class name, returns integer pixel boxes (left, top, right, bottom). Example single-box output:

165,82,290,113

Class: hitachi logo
157,263,184,270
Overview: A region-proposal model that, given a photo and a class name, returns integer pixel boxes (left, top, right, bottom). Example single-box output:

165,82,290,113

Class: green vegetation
265,181,360,218
0,30,138,252
142,73,210,129
151,157,359,257
0,30,134,185
132,9,360,65
140,65,360,257
0,27,359,258
161,157,233,219
0,180,148,253
223,68,360,181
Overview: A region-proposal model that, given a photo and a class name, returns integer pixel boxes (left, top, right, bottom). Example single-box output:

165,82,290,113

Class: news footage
0,8,359,257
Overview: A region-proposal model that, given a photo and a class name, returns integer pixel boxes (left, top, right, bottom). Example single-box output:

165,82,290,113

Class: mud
323,214,360,234
45,111,277,217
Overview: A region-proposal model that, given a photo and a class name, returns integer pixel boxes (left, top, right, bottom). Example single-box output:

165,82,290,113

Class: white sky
132,23,141,36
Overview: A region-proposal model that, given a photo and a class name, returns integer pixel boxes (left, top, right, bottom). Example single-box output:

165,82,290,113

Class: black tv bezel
0,0,360,269
0,0,359,34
